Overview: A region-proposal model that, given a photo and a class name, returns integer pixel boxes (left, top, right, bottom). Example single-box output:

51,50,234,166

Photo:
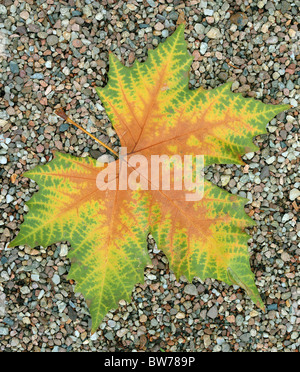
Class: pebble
195,24,205,35
20,286,30,295
0,328,9,336
184,284,198,296
117,328,127,338
52,274,60,285
146,0,157,7
59,123,70,132
20,10,29,20
47,35,59,46
289,188,300,201
59,244,68,257
266,156,276,165
207,306,218,319
9,61,19,74
6,195,14,204
230,12,248,29
221,175,231,186
206,28,222,39
200,42,208,55
0,4,7,15
260,166,270,180
0,156,7,165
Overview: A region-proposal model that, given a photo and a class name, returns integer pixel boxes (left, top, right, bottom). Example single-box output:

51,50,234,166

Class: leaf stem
55,108,119,158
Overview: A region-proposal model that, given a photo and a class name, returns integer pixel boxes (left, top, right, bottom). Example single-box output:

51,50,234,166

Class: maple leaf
10,25,290,332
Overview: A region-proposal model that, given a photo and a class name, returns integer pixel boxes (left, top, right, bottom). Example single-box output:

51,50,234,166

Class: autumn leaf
10,25,290,332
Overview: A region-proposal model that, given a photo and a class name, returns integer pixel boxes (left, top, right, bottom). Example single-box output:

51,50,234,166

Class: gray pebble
47,35,59,46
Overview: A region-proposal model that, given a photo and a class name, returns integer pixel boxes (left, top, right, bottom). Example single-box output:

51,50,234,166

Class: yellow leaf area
10,25,289,331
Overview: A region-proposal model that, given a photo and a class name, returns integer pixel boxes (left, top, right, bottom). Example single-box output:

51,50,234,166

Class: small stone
266,156,276,165
73,39,83,48
150,318,158,327
107,320,116,328
154,22,164,31
232,56,245,66
60,244,68,257
281,1,291,12
221,175,231,186
175,312,185,319
47,35,59,46
10,61,19,74
146,0,157,7
260,166,270,180
36,144,44,153
230,12,248,29
147,274,156,281
204,9,214,16
6,195,14,203
222,343,231,352
250,310,259,317
258,1,266,9
52,274,60,285
20,10,29,20
226,315,235,323
200,42,208,55
184,284,198,296
203,335,211,348
59,123,69,132
290,99,297,108
206,27,222,39
289,188,300,201
104,331,114,340
0,4,7,15
31,73,44,80
95,12,104,21
195,24,205,35
127,3,137,11
31,274,40,282
282,213,292,223
117,328,127,337
207,306,218,319
245,152,255,160
289,29,297,38
0,120,8,128
236,315,244,326
139,314,147,323
83,5,92,18
23,317,31,325
20,286,30,295
281,252,290,262
45,61,52,69
266,36,278,44
63,67,70,76
161,30,169,38
12,330,24,346
0,327,9,336
267,304,278,311
240,333,251,342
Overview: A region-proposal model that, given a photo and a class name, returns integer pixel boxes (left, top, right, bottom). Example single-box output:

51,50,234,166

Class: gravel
0,0,299,352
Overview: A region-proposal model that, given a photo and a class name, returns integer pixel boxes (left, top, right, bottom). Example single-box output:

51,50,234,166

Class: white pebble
6,195,14,203
0,156,7,165
289,188,300,201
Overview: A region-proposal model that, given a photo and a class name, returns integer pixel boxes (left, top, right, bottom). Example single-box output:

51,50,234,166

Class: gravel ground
0,0,299,352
